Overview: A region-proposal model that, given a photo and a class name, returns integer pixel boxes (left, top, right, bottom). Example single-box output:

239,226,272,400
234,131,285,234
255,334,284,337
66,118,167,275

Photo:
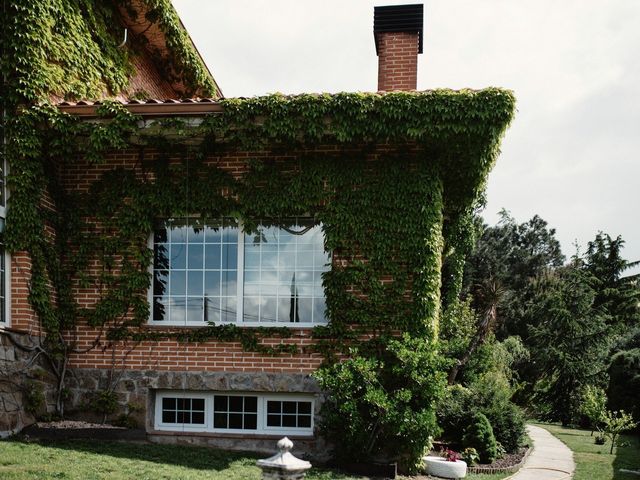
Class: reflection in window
151,218,330,325
153,218,238,324
244,220,330,324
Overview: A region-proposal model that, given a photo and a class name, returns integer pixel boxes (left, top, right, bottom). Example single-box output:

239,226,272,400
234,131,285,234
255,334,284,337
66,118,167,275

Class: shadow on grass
15,438,260,472
612,433,640,480
7,438,359,479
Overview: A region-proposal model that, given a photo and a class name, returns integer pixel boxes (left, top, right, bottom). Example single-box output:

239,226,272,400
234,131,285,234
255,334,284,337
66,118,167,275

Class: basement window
150,218,330,327
154,391,315,435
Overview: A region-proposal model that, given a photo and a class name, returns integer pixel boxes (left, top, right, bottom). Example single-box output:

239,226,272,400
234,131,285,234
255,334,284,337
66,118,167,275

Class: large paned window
151,218,330,326
155,391,315,435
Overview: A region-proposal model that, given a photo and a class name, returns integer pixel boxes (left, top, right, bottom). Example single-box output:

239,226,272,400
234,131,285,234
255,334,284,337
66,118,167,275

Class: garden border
467,446,532,475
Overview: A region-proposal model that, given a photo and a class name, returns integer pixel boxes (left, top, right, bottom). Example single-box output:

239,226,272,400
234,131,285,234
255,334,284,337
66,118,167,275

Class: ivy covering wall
0,0,516,471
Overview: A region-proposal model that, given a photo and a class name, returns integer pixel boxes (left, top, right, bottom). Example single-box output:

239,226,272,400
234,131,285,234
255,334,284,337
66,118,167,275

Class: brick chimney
374,4,424,91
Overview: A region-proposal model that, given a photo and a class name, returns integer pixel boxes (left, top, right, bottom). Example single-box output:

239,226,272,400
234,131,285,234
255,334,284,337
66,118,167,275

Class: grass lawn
0,437,518,480
0,439,361,480
537,423,640,480
0,437,521,479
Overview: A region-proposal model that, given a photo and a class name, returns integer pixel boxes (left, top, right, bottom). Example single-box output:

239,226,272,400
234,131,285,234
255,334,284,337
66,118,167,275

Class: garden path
507,424,575,479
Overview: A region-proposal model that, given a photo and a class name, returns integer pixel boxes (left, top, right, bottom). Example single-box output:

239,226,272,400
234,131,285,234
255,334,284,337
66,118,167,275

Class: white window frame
0,154,9,327
154,390,315,436
147,219,329,328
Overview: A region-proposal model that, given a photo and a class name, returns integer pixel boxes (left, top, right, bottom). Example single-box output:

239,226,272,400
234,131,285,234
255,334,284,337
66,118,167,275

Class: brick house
1,1,514,459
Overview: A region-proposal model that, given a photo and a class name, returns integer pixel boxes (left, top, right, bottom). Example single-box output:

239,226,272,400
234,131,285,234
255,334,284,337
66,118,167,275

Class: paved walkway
507,424,575,479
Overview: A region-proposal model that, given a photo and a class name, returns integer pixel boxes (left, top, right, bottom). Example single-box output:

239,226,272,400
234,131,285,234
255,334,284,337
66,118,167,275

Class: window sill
145,322,321,330
147,428,314,441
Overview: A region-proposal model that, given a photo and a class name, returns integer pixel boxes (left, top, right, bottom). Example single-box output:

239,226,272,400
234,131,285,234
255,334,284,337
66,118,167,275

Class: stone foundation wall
0,332,37,437
64,368,328,458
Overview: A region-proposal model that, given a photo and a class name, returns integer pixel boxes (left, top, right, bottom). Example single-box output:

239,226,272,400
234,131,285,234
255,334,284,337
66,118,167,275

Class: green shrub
23,380,46,415
461,447,479,465
463,413,497,464
314,336,446,474
437,380,525,453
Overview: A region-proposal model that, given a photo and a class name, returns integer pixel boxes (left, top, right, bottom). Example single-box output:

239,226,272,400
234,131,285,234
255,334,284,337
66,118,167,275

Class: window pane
153,296,167,321
170,244,186,269
205,244,222,269
205,297,221,323
169,298,186,324
153,219,238,325
229,413,243,429
187,244,204,269
229,396,243,412
187,226,205,244
245,396,258,412
187,271,203,296
283,402,297,414
222,244,237,269
214,396,228,411
192,412,205,424
170,271,186,296
267,401,281,414
220,296,236,322
193,399,205,411
244,413,257,430
298,402,311,415
162,411,176,423
267,414,281,427
221,271,237,297
205,271,221,297
186,298,203,323
153,270,168,296
205,226,222,243
169,226,187,243
154,244,169,270
282,415,297,427
163,398,176,410
214,412,227,428
298,415,311,428
242,219,329,324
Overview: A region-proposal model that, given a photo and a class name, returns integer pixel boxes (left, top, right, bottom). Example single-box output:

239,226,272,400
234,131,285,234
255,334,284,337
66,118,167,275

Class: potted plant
424,449,468,479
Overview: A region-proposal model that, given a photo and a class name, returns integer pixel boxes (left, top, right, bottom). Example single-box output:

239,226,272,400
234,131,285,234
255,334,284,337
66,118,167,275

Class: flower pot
423,456,467,479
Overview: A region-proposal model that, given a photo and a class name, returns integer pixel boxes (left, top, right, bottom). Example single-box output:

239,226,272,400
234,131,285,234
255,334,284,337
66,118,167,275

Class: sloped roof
117,0,221,99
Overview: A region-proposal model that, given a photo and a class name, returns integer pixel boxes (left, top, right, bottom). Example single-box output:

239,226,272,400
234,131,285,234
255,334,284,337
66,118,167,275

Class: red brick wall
122,53,176,101
56,147,352,374
67,329,323,373
377,31,419,91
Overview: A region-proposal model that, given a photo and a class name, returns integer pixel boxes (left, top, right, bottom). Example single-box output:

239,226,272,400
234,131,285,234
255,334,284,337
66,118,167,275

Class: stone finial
257,437,312,480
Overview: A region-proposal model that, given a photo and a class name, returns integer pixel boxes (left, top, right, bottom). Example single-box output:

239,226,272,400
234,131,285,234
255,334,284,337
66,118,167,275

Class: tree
600,410,638,454
527,264,611,425
447,279,505,384
579,385,607,435
607,327,640,426
462,211,565,340
584,233,640,332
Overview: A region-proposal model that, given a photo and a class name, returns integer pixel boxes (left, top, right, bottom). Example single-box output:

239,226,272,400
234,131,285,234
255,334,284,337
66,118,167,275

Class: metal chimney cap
374,4,424,54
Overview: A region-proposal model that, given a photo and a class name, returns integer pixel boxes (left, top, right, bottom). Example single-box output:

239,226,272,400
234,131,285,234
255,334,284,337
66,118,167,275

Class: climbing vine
1,0,515,470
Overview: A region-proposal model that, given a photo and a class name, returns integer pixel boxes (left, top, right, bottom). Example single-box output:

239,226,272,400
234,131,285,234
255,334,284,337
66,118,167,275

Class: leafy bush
600,410,638,454
314,336,446,474
461,447,479,465
437,377,525,453
23,380,46,415
579,385,607,434
463,413,497,463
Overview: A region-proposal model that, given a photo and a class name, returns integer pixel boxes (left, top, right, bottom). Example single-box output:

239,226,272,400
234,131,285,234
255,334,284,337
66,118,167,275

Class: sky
173,0,640,269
